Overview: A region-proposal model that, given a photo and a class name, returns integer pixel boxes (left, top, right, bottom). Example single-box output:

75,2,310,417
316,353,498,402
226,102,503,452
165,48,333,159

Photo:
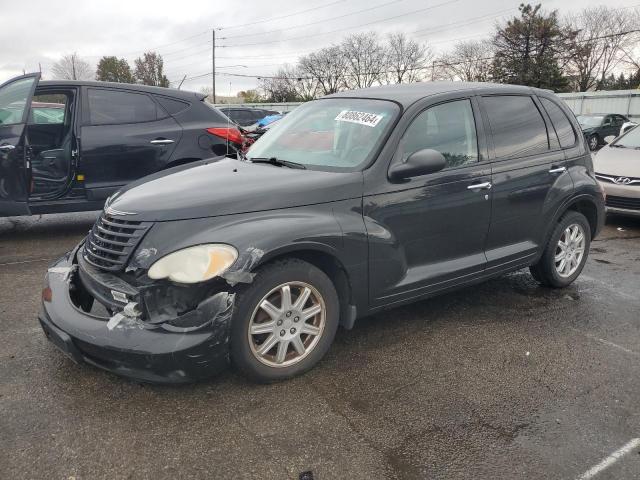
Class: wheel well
566,199,598,237
258,250,354,326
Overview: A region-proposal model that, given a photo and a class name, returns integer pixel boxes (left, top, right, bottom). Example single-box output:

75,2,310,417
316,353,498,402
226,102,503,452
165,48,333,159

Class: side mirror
389,148,446,181
604,135,616,144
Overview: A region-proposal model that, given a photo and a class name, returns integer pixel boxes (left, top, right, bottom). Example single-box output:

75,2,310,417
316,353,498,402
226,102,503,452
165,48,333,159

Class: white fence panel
558,91,639,119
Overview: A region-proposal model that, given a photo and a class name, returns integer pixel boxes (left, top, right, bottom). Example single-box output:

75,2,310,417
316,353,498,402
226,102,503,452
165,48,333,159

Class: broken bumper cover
38,248,232,384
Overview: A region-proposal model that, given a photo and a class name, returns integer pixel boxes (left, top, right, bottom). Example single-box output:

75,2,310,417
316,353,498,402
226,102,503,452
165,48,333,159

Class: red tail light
206,127,244,145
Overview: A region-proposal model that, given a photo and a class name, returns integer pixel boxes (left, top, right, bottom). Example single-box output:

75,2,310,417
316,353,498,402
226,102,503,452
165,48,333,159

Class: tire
588,134,599,151
230,258,339,383
529,211,591,288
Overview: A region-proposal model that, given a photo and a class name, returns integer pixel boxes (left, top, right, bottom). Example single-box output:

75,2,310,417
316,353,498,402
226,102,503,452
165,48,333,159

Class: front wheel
530,211,591,288
588,134,599,151
230,258,339,383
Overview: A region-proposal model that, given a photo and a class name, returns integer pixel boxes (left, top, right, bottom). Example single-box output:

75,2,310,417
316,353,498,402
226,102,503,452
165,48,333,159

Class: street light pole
212,29,216,104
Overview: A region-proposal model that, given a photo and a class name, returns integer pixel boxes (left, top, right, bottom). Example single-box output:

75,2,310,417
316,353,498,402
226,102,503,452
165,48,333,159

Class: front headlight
147,244,238,284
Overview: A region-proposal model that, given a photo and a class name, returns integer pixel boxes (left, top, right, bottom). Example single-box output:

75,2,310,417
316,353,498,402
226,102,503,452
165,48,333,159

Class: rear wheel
588,134,599,151
530,211,591,288
230,258,339,383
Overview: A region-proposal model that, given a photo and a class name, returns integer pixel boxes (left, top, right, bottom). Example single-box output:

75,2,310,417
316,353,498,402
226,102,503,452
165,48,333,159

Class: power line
87,1,347,59
217,0,347,30
221,0,405,40
411,7,517,37
220,0,460,48
164,7,510,77
172,27,640,84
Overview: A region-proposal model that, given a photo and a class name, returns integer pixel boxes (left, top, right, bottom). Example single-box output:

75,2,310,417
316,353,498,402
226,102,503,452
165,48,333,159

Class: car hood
593,145,640,177
107,158,363,221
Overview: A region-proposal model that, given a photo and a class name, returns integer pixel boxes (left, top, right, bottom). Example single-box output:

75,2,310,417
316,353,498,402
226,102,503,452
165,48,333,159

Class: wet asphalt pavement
1,212,639,480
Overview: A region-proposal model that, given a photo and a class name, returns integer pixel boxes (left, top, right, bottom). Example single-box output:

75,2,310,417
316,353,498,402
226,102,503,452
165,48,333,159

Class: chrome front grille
606,195,640,211
595,173,640,185
83,213,152,271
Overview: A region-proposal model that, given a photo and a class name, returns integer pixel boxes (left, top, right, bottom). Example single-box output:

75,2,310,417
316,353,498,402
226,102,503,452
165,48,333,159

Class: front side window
539,97,576,149
483,95,549,159
88,89,158,125
400,99,478,169
0,77,38,125
248,98,399,171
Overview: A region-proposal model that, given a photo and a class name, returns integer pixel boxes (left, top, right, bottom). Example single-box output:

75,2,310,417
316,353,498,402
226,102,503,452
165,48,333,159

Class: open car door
0,73,40,216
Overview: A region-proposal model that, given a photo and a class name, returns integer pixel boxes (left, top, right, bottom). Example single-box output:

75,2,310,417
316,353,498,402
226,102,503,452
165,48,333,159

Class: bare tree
340,32,387,89
52,53,93,80
565,6,640,91
384,33,431,84
299,46,347,95
259,66,301,102
436,40,494,82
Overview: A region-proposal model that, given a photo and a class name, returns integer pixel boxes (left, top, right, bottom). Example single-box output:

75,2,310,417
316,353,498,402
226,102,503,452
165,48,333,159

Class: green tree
95,56,134,83
492,4,572,91
134,51,170,87
599,71,640,90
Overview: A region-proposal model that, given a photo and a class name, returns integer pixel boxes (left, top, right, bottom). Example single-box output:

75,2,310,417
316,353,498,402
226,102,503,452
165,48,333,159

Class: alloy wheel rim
590,137,598,149
248,281,326,368
555,223,586,278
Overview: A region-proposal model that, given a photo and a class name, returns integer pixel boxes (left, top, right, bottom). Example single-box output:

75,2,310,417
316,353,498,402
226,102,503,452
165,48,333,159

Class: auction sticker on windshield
335,110,383,127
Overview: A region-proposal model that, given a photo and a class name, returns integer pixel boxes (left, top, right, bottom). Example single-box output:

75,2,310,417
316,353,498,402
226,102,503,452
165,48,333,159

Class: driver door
0,73,40,216
365,97,492,306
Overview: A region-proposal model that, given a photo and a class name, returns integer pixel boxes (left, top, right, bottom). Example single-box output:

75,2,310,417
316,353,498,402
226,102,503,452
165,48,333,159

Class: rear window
155,96,190,115
483,95,549,159
88,88,159,125
539,97,577,149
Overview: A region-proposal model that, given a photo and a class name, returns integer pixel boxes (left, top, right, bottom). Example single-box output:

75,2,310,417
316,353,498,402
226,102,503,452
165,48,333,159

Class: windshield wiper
610,144,626,148
249,157,306,169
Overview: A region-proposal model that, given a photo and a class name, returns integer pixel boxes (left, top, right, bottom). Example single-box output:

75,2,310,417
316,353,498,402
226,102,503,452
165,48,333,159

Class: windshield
247,98,399,171
577,115,603,127
612,124,640,149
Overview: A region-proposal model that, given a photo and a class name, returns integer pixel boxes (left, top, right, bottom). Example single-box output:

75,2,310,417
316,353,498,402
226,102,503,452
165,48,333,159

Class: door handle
467,181,492,190
0,144,16,151
150,139,174,145
549,166,567,174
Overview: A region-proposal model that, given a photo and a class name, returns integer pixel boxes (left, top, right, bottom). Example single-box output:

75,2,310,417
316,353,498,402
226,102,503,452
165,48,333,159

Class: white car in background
594,128,640,217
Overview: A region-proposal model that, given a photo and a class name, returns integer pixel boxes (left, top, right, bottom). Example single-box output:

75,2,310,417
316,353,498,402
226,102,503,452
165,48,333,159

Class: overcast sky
1,0,638,95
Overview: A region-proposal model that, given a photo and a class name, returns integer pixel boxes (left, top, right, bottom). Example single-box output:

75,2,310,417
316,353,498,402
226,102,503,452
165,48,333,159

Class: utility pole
212,29,216,104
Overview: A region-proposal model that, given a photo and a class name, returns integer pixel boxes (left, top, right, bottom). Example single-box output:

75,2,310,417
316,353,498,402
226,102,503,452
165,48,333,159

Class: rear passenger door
79,87,182,201
480,94,569,273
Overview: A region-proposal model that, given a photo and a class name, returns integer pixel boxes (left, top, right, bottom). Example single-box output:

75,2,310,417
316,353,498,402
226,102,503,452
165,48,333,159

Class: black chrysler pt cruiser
39,82,605,383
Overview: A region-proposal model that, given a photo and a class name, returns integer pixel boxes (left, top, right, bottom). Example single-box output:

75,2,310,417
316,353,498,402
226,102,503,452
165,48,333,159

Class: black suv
576,113,629,151
39,82,605,384
0,74,243,217
219,106,280,127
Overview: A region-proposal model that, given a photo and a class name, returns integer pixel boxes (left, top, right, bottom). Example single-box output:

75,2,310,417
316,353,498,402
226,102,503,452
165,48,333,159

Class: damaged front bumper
38,244,234,384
